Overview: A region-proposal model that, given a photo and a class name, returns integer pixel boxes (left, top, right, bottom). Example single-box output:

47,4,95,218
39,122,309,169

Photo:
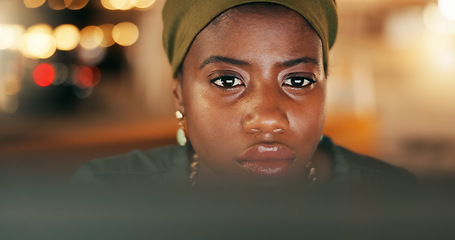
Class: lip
237,144,295,176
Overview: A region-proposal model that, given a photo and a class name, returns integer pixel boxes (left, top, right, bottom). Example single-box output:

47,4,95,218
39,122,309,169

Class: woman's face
174,4,326,186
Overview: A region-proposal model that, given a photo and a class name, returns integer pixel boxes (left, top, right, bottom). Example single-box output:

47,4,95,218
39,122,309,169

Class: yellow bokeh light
2,74,21,96
55,24,80,51
110,0,134,10
424,3,455,35
99,24,116,47
67,0,89,10
0,25,25,51
21,24,56,59
80,25,104,49
7,25,25,50
424,35,455,71
23,0,46,8
0,25,16,50
48,0,68,10
100,0,116,10
112,22,139,46
132,0,156,9
438,0,455,22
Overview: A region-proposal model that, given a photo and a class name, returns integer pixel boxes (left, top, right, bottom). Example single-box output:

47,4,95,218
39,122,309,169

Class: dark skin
174,4,332,187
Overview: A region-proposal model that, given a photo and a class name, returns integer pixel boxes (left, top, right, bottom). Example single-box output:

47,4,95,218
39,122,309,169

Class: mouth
237,144,295,176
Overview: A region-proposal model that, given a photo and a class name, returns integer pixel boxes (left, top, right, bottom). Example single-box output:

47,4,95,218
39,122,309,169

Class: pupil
223,78,234,86
293,78,302,86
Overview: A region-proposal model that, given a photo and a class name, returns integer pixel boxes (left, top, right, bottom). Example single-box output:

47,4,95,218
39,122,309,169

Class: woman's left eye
211,76,244,88
283,77,316,88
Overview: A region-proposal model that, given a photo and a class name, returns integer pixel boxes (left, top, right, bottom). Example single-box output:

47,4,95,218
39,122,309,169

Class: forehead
183,3,323,69
207,3,313,34
210,3,300,25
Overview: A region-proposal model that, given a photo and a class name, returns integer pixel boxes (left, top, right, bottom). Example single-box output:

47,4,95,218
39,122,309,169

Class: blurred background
0,0,454,186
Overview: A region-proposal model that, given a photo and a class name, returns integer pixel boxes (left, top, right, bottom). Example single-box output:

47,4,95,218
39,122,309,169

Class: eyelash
210,76,244,88
209,75,316,89
282,76,316,88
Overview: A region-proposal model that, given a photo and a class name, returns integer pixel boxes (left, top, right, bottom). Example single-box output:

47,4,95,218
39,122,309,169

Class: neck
310,146,333,183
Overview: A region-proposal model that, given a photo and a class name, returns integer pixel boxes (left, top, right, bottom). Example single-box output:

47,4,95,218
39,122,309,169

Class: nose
242,86,289,135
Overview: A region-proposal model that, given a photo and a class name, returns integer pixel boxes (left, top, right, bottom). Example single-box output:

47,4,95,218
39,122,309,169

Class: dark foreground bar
1,183,455,240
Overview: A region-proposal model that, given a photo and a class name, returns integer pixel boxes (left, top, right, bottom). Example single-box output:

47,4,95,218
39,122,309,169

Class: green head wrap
162,0,338,77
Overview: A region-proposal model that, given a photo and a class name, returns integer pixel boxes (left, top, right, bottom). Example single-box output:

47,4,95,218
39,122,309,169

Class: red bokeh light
33,63,55,87
75,66,101,88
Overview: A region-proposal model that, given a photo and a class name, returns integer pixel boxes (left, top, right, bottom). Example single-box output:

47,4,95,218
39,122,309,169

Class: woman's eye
211,76,244,88
283,77,316,88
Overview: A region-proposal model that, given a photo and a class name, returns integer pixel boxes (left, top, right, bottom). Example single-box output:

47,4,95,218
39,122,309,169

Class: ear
172,78,185,115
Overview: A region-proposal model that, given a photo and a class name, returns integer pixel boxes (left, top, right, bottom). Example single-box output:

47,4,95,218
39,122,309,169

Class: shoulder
336,146,415,179
84,145,188,173
322,137,417,186
70,145,189,187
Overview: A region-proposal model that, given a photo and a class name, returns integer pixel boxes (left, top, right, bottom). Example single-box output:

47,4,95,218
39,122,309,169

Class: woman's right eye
210,76,244,88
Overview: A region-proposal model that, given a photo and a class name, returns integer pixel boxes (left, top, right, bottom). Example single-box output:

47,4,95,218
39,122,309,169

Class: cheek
289,86,326,142
183,85,242,155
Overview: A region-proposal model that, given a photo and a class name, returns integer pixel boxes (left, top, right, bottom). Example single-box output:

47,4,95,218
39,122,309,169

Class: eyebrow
281,57,320,67
199,55,319,69
200,56,249,69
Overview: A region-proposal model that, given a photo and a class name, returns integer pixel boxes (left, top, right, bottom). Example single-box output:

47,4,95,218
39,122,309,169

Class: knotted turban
162,0,338,77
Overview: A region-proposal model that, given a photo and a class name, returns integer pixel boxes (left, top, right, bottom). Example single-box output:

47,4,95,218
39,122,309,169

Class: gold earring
176,110,187,146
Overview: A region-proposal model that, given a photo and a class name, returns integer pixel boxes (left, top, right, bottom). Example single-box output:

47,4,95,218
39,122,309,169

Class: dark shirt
70,136,416,188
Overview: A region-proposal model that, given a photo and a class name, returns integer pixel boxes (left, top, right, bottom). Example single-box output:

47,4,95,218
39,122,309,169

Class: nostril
273,128,284,133
247,127,286,134
242,104,289,134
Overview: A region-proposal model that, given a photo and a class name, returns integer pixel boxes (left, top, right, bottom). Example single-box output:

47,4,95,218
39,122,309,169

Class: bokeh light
54,24,80,51
100,0,116,10
6,25,25,50
80,25,104,49
77,46,107,65
1,74,21,96
99,24,116,47
33,63,55,87
0,25,16,50
23,0,46,8
100,0,156,10
52,63,69,85
48,0,67,10
109,0,135,10
424,35,455,71
133,0,156,9
424,3,455,35
67,0,89,10
21,24,57,59
112,22,139,46
438,50,455,69
74,66,101,88
438,0,455,21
